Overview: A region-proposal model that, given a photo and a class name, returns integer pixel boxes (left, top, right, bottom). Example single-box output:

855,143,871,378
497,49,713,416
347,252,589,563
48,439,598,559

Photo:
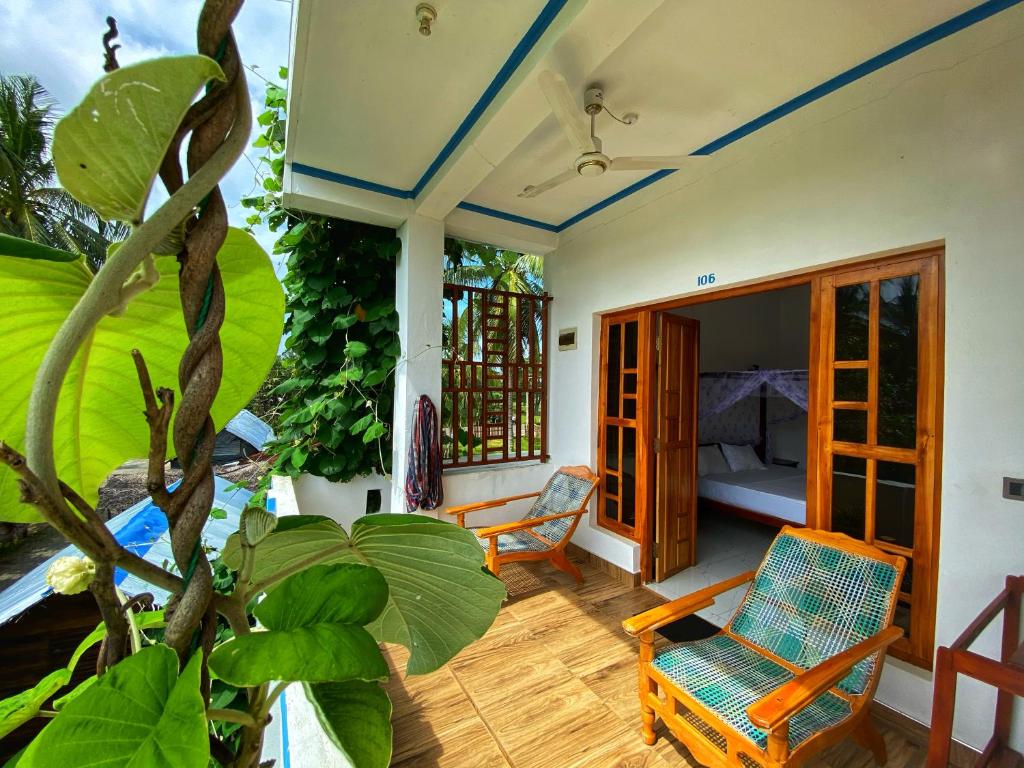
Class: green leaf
208,624,387,687
52,675,96,711
362,422,386,444
305,681,392,768
344,340,369,358
0,610,165,736
53,56,225,221
240,506,277,546
210,507,227,520
19,646,208,768
0,234,77,262
255,563,387,629
0,668,69,739
223,515,505,675
0,228,284,522
361,369,388,387
349,414,373,435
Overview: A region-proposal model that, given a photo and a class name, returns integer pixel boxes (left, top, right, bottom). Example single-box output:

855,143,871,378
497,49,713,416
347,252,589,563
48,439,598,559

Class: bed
696,369,810,527
698,466,806,526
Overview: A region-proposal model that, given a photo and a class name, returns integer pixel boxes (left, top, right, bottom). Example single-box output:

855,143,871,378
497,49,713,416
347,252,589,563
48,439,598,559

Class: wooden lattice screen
441,284,550,468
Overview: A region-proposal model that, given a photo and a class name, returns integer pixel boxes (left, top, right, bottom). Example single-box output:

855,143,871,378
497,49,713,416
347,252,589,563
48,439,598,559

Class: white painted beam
283,164,411,229
444,206,558,255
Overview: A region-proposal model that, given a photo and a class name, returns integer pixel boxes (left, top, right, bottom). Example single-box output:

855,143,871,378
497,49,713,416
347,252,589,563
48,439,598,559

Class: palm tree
443,238,543,294
0,74,124,271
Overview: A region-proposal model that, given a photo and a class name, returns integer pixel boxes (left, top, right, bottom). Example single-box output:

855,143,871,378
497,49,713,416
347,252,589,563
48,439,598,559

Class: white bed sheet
698,467,807,524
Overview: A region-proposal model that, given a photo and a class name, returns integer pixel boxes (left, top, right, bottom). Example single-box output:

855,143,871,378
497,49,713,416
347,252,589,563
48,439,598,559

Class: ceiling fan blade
538,71,595,155
610,156,698,171
518,168,577,199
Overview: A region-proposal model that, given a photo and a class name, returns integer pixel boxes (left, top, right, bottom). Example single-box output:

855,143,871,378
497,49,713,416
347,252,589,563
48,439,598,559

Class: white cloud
0,0,293,252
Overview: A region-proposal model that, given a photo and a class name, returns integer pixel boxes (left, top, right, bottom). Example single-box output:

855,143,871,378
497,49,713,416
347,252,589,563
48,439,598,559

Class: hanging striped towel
405,395,443,512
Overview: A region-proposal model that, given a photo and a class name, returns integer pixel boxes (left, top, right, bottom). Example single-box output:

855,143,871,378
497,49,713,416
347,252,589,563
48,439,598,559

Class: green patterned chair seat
652,634,851,750
480,530,551,554
524,470,597,542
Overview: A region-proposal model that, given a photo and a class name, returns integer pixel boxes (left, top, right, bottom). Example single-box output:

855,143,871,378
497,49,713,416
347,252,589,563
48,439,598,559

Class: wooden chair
447,465,598,584
623,526,906,768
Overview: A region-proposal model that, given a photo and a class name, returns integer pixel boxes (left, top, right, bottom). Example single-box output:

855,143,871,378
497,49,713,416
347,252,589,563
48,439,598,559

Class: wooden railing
441,284,550,468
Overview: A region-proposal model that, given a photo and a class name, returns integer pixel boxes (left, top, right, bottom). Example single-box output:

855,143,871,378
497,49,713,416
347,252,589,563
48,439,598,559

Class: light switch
1003,477,1024,501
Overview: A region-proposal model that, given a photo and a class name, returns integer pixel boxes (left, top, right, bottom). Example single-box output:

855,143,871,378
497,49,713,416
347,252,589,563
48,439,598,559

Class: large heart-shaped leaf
0,227,284,522
222,514,505,674
305,681,392,768
18,645,208,768
209,562,389,687
53,55,224,221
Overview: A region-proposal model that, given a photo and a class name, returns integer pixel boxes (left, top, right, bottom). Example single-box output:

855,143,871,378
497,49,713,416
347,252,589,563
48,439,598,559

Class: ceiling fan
519,71,699,199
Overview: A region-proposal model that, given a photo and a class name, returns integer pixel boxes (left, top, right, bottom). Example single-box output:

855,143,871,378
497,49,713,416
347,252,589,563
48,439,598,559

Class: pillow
720,443,766,472
697,445,731,476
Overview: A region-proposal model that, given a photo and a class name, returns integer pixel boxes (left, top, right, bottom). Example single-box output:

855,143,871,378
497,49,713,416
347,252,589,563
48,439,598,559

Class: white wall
671,285,810,372
536,13,1024,750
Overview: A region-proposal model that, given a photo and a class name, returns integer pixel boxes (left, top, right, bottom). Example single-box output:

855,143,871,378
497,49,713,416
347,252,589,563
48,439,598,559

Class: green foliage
243,77,401,483
0,74,125,271
0,227,284,522
0,233,78,262
222,513,506,675
53,56,224,222
18,646,209,768
305,681,392,768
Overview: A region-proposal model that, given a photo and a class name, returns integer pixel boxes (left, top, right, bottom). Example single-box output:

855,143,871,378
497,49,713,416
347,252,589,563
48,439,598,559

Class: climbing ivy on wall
244,71,401,482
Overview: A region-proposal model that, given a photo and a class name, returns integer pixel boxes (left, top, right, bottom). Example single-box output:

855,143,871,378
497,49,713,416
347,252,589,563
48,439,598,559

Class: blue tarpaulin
0,475,253,626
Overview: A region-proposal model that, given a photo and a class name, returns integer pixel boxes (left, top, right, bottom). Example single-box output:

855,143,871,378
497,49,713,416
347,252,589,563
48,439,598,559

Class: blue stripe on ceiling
456,201,560,233
691,0,1023,156
292,162,411,199
293,0,1022,233
412,0,571,197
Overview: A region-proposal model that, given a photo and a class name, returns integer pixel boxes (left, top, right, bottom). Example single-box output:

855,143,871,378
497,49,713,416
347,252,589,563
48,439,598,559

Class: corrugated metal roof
0,476,253,626
223,409,276,451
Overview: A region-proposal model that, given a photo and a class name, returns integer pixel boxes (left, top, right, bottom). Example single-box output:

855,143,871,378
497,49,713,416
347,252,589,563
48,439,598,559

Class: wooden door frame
604,240,944,587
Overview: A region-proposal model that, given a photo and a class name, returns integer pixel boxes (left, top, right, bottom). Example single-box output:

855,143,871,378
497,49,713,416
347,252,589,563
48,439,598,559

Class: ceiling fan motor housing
576,151,610,177
584,85,604,116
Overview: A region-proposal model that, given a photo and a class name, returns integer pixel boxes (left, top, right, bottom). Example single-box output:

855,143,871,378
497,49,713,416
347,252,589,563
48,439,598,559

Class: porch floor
382,555,928,768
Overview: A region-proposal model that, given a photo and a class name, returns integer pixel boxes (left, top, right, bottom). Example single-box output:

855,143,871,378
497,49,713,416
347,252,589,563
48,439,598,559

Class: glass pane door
817,250,941,668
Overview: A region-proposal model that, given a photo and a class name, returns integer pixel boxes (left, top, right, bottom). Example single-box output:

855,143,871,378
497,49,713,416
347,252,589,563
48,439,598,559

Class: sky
0,0,293,267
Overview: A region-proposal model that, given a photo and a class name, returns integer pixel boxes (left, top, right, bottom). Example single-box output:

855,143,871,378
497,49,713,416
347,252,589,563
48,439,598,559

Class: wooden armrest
475,510,582,538
447,492,540,518
622,570,756,637
746,625,903,730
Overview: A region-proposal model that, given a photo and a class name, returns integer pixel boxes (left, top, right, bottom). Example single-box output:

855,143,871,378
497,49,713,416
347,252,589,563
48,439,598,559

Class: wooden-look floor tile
387,560,921,768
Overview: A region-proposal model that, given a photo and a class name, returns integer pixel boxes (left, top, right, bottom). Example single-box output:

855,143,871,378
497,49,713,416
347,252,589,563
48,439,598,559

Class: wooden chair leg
550,548,584,584
638,632,657,746
486,539,500,577
853,715,887,766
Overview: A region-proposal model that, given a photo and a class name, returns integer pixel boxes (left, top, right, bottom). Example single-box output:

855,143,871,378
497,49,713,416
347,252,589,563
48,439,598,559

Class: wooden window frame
596,310,653,542
441,284,551,469
808,249,943,669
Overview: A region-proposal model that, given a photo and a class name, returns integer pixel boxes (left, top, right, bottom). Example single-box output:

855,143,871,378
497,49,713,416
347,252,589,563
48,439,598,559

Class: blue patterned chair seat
479,530,551,554
652,634,851,750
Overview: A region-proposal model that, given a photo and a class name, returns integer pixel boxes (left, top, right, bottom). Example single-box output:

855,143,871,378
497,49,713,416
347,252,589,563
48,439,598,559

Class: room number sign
696,272,717,287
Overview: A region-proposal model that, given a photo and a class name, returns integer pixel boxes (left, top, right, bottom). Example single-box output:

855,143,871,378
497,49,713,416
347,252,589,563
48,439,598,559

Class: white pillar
391,215,444,514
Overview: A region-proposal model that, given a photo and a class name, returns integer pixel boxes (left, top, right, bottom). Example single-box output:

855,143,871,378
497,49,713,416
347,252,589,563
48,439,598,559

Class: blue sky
0,0,293,269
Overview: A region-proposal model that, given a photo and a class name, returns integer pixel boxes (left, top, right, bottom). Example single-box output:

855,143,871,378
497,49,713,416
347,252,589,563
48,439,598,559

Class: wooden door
654,314,699,581
809,249,943,668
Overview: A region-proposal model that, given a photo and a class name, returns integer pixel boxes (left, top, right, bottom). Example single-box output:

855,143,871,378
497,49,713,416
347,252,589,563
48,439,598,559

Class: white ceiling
290,0,549,191
287,0,1006,232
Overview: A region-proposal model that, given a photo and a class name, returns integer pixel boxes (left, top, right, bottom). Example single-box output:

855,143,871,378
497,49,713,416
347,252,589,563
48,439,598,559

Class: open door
654,314,699,581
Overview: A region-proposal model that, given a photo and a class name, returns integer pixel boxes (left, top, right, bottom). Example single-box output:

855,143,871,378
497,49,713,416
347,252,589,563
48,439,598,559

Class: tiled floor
645,513,776,626
383,552,926,768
